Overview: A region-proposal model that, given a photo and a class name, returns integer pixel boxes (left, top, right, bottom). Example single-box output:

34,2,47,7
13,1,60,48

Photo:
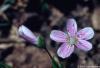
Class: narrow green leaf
3,0,15,5
0,4,11,12
52,56,64,68
0,62,12,68
0,0,15,13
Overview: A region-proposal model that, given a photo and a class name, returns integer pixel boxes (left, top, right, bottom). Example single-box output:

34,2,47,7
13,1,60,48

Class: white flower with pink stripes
50,19,94,58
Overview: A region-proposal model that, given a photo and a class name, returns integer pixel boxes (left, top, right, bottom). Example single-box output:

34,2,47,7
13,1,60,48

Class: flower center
67,36,78,45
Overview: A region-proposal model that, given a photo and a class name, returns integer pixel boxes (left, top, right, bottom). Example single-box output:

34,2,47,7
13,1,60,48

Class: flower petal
76,40,92,51
57,43,74,58
18,25,37,44
50,30,67,42
66,18,77,36
77,27,94,40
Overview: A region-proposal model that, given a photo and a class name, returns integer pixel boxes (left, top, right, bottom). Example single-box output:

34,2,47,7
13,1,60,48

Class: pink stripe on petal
77,27,94,40
66,18,77,36
57,43,74,58
18,25,37,44
50,30,67,42
76,40,92,51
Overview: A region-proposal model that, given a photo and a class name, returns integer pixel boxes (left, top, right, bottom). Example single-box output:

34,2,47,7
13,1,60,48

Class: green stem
45,48,53,60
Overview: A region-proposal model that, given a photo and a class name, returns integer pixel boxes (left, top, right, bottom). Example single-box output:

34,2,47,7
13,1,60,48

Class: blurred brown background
0,0,100,68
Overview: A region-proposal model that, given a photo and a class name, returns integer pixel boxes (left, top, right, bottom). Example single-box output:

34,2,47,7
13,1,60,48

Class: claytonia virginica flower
50,18,94,58
18,25,38,45
18,25,46,48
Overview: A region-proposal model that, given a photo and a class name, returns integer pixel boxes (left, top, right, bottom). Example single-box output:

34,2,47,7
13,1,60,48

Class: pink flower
18,25,37,45
50,19,94,58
